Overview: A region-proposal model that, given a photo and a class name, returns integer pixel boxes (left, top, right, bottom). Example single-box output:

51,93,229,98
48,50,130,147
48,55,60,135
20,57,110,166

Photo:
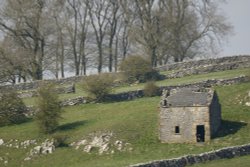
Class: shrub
144,81,160,97
119,55,160,83
0,88,27,126
82,73,114,102
145,69,162,81
36,83,62,134
53,134,68,147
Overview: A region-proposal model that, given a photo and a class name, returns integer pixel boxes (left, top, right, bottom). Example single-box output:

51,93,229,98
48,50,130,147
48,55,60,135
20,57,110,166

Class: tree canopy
0,0,232,83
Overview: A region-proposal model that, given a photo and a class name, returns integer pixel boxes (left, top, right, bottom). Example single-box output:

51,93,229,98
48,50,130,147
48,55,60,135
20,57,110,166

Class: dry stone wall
22,76,249,117
130,143,250,167
24,96,88,117
156,55,250,71
60,96,88,107
1,56,249,92
156,55,250,79
1,76,84,91
107,76,249,101
17,84,75,98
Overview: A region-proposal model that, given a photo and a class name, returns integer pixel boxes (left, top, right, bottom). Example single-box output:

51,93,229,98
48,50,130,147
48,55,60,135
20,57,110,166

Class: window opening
175,126,180,134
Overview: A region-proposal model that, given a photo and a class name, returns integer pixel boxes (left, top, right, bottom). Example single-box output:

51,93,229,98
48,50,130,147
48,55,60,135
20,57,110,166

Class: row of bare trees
0,0,232,83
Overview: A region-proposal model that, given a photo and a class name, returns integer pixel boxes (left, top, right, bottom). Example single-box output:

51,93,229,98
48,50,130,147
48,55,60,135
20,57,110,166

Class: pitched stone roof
165,88,213,107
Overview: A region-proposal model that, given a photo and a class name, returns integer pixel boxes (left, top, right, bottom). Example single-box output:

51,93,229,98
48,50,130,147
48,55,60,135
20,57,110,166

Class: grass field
0,68,250,167
22,68,250,106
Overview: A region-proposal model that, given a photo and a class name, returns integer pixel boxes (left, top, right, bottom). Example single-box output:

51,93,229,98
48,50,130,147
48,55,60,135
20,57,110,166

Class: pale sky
220,0,250,57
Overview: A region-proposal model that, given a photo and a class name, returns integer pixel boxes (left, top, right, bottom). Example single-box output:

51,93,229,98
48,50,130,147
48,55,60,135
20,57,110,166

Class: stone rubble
0,139,37,149
20,140,37,148
60,96,88,107
0,139,4,145
0,156,8,166
70,132,132,154
244,90,250,106
25,139,56,161
114,140,123,151
1,134,132,163
0,138,57,162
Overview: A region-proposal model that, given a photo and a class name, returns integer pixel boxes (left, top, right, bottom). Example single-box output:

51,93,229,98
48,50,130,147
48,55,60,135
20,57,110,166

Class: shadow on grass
213,120,247,139
57,120,87,131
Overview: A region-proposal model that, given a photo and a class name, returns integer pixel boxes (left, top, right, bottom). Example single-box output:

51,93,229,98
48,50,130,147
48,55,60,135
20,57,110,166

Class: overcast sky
220,0,250,57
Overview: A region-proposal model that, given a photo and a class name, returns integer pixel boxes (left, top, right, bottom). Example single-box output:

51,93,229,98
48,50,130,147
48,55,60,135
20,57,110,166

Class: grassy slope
23,68,250,106
0,68,250,167
115,68,250,93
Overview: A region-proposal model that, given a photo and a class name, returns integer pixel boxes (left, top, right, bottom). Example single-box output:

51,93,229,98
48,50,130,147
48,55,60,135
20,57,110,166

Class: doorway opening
196,125,205,142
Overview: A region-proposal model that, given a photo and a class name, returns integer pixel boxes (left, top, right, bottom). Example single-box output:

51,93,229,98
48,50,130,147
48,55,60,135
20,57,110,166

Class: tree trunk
114,35,119,72
60,30,65,78
108,40,113,72
98,43,103,74
151,46,157,67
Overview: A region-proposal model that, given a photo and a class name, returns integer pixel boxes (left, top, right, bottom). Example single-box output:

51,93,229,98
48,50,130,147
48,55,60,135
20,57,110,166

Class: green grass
22,83,87,106
0,81,250,167
23,68,250,105
115,68,250,93
1,68,250,166
22,68,250,106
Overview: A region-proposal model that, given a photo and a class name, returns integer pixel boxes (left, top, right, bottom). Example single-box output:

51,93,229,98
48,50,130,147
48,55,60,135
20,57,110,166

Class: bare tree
0,37,30,84
66,0,80,76
122,0,232,65
122,0,160,67
0,47,16,84
86,0,111,73
50,0,67,78
0,0,232,81
107,0,120,72
78,1,89,75
158,0,232,62
0,0,47,80
65,0,89,76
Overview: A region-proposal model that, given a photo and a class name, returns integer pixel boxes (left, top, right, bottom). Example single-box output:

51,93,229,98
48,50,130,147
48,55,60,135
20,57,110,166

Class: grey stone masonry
0,76,83,91
1,55,249,91
107,76,248,101
159,88,221,143
156,55,250,71
163,88,213,107
156,55,250,79
129,143,250,167
17,84,75,98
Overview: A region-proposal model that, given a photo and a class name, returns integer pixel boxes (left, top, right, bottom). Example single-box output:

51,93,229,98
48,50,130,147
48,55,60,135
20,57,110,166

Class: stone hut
159,88,221,143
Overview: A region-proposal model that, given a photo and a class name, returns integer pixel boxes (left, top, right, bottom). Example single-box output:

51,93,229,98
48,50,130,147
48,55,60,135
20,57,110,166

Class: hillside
0,64,250,166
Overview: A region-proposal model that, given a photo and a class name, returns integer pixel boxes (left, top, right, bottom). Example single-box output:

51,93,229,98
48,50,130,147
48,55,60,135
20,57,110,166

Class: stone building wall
159,106,210,143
